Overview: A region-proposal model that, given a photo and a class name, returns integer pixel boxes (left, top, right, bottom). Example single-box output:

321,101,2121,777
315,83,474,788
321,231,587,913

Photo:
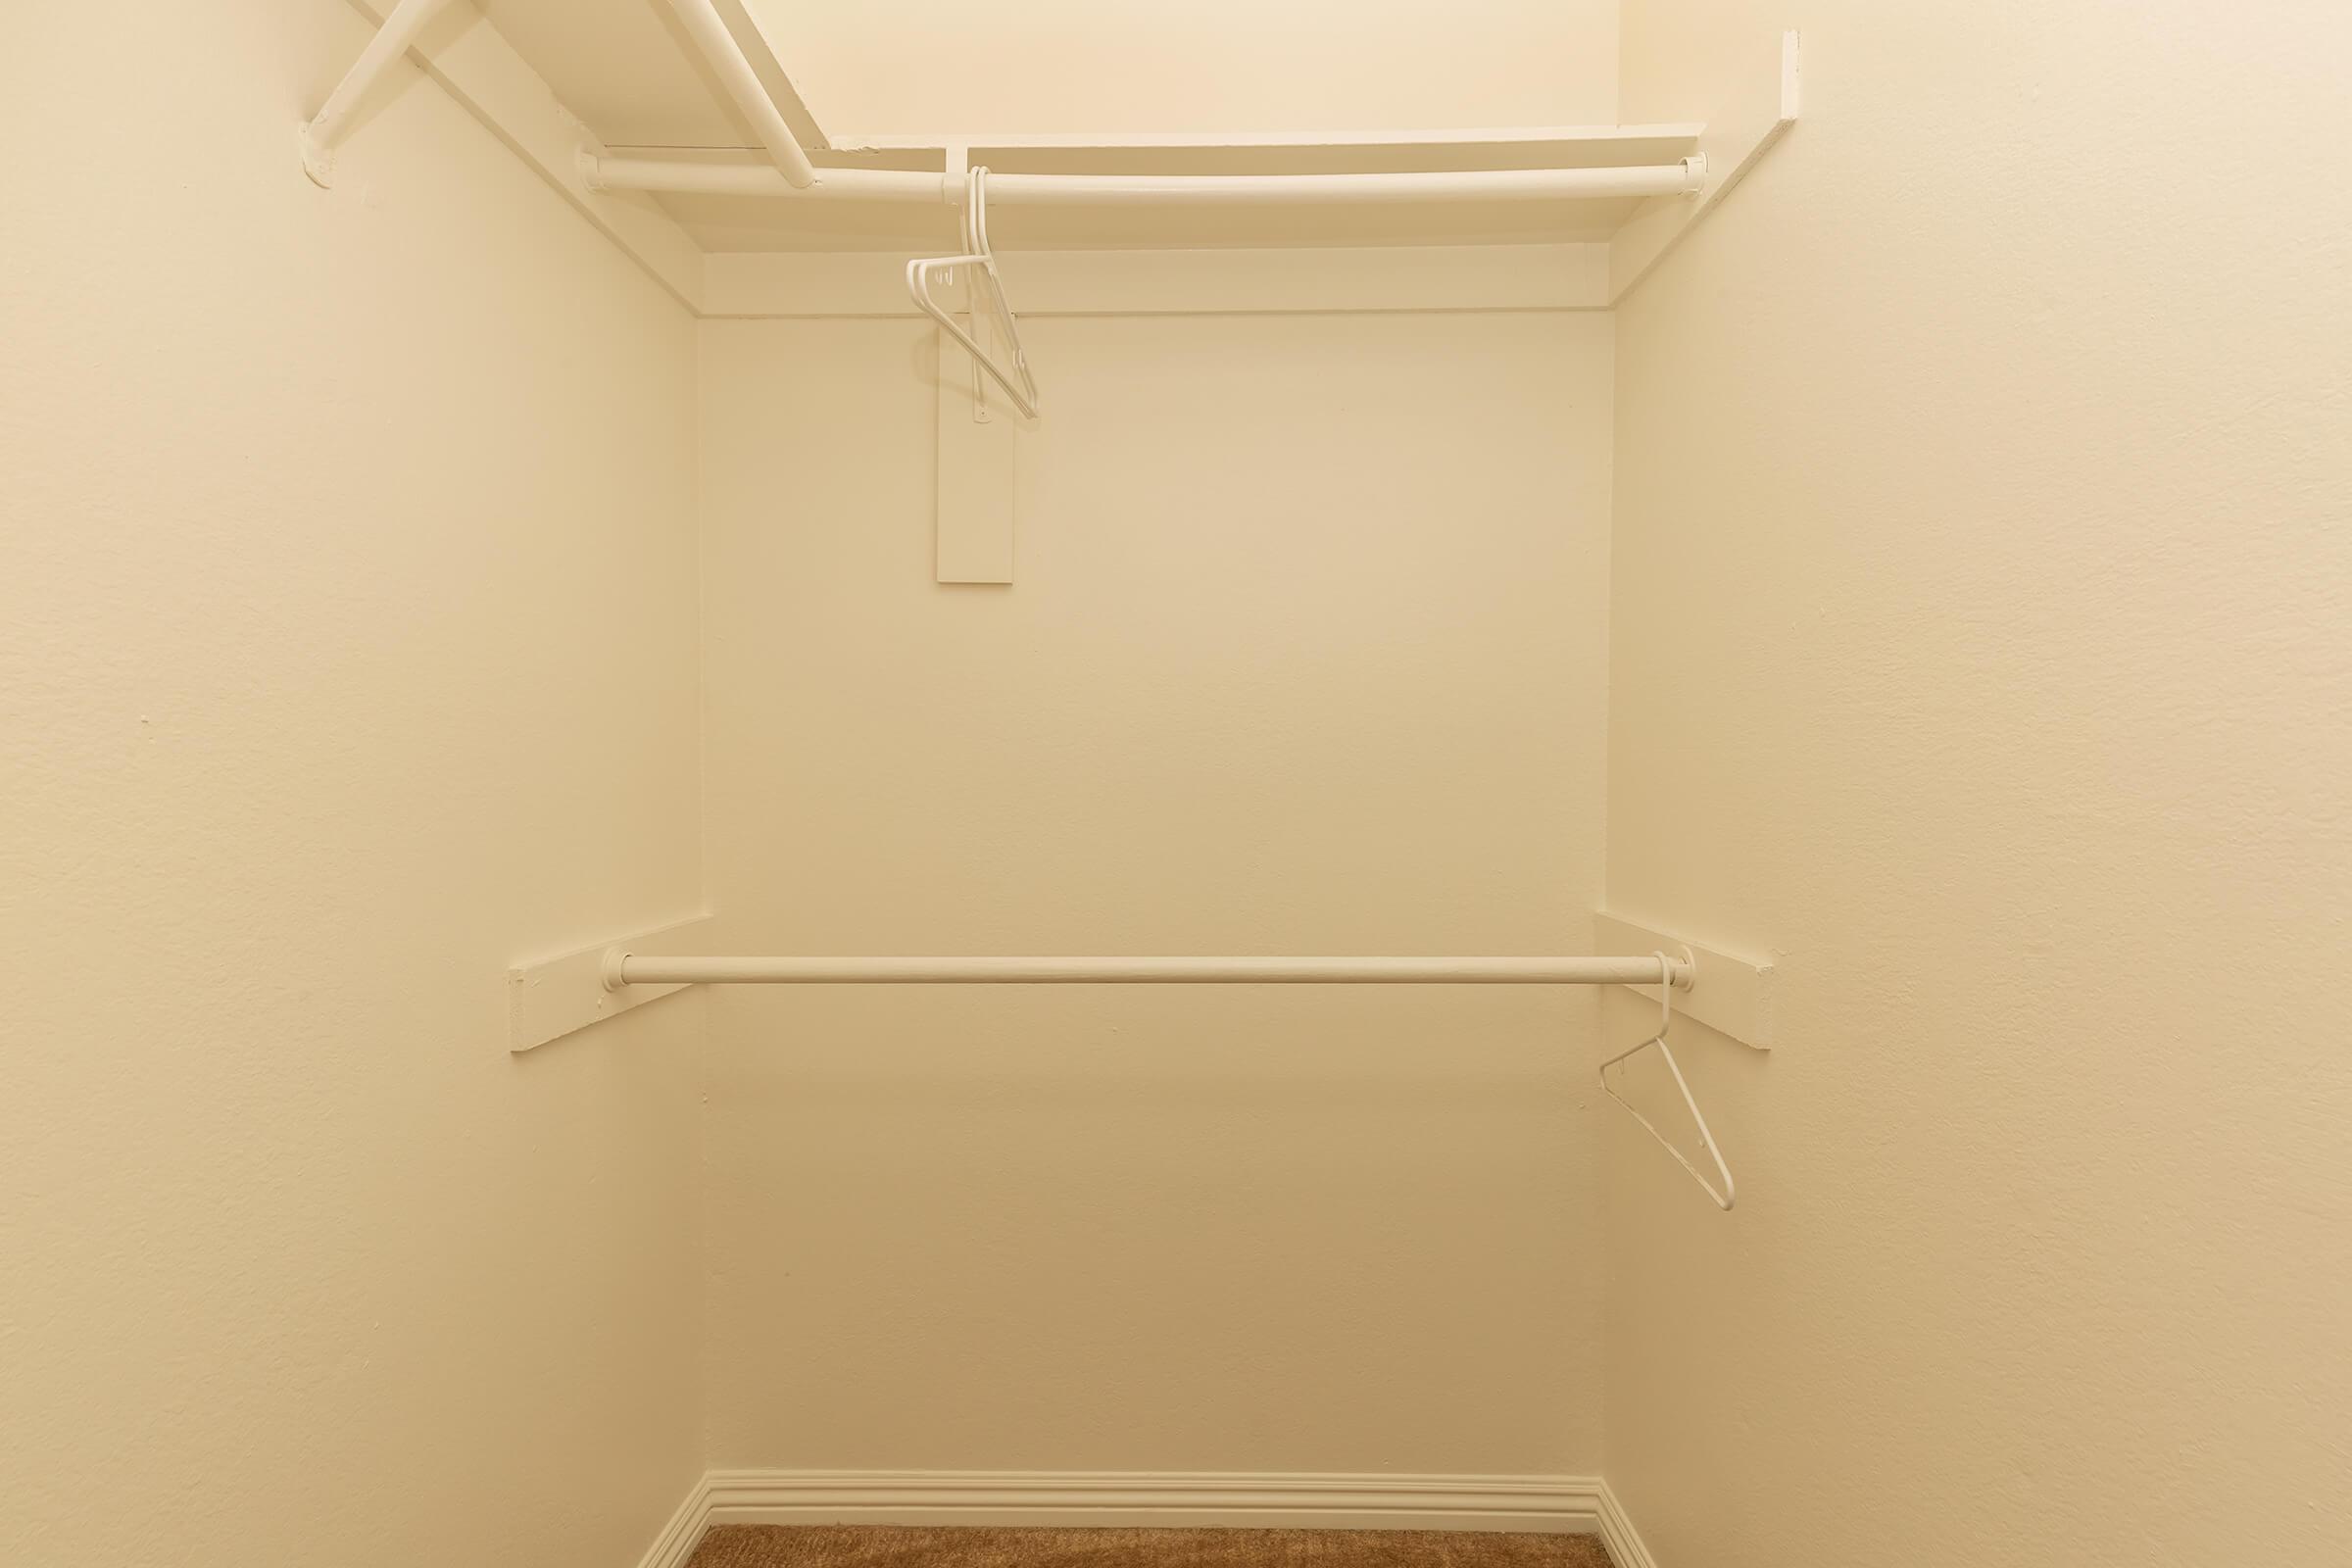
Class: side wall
696,307,1614,1474
1606,5,2352,1565
1,6,705,1565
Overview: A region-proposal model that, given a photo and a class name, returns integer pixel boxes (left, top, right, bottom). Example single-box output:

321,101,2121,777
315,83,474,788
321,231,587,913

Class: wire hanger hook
904,164,1041,420
1599,949,1737,1210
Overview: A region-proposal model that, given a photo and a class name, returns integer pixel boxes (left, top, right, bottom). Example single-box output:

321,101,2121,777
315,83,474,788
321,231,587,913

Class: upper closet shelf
300,1,1796,308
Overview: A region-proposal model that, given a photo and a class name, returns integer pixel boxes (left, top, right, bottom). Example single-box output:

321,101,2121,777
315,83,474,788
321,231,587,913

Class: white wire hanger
1599,950,1737,1210
906,166,1041,421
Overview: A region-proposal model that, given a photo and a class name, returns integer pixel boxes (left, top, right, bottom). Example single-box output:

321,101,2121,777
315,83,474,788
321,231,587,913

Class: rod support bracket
600,947,631,991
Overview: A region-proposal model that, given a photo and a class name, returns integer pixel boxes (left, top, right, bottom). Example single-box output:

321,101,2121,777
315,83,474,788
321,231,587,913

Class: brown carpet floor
686,1525,1613,1567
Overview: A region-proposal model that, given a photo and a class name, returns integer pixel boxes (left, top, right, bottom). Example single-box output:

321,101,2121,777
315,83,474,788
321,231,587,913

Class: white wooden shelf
302,2,1796,312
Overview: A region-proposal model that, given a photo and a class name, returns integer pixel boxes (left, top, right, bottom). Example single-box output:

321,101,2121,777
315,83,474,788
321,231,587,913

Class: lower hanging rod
603,954,1691,989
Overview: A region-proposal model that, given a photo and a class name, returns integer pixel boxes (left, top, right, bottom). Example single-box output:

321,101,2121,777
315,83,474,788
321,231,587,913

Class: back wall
695,305,1617,1473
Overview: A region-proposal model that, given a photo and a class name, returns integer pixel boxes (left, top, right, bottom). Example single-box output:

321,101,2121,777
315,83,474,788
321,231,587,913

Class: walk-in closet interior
6,4,2347,1566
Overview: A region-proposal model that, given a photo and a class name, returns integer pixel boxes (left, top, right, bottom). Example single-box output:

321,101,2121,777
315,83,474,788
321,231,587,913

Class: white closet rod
605,954,1692,988
583,158,1706,205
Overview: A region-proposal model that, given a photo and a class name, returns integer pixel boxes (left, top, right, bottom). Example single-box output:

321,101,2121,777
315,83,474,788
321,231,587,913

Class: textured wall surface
14,4,2346,1559
0,5,705,1565
1605,5,2352,1565
696,312,1615,1473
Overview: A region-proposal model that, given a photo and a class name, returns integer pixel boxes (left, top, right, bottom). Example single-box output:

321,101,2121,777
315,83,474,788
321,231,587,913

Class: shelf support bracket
1595,912,1778,1049
1608,28,1802,302
508,914,715,1053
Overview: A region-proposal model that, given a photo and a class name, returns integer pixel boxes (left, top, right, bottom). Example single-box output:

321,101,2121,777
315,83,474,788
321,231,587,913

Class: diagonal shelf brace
299,0,460,185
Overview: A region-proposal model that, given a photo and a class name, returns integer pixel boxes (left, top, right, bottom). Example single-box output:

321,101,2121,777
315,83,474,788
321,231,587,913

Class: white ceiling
473,0,1652,252
481,0,1620,145
736,0,1622,139
477,0,750,146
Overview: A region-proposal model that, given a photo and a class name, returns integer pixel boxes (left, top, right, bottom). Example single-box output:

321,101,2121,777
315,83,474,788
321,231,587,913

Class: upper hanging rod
582,158,1707,206
603,954,1694,989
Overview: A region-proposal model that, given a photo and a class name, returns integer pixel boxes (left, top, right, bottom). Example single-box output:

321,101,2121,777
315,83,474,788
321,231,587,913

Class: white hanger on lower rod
906,166,1041,420
1600,949,1738,1210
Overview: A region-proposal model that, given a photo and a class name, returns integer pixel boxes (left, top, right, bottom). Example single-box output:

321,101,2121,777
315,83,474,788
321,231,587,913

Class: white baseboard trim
635,1473,716,1568
640,1470,1654,1568
1596,1480,1659,1568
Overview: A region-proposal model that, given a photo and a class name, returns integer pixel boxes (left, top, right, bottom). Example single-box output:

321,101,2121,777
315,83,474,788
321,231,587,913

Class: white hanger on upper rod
906,167,1041,421
1600,948,1737,1210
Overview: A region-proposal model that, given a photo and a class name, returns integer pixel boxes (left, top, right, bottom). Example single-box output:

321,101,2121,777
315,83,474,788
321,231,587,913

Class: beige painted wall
1606,5,2352,1565
753,0,1620,138
19,3,2343,1553
696,310,1614,1471
1,6,704,1565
